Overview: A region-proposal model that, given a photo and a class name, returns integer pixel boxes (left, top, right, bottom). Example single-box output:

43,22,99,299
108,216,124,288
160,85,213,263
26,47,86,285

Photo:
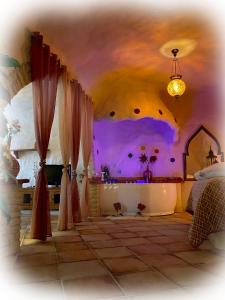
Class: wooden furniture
22,187,60,210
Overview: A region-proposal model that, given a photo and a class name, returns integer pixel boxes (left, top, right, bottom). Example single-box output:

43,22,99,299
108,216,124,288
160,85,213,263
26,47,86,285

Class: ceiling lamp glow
167,48,186,99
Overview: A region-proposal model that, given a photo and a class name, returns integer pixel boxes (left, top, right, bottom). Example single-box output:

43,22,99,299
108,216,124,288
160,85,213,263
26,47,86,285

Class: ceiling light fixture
167,48,186,99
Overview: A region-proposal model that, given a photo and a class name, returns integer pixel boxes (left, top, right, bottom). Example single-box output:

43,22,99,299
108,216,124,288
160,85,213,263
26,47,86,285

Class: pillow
194,162,225,180
204,169,225,179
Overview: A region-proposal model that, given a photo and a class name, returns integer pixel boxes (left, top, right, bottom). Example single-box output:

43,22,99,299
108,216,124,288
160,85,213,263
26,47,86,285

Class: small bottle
101,172,105,182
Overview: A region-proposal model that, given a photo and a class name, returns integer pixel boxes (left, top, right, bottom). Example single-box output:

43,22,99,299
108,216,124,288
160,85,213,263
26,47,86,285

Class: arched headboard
183,125,224,180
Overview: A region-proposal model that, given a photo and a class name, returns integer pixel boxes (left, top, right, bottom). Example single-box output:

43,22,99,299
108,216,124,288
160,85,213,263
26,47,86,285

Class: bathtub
99,183,177,216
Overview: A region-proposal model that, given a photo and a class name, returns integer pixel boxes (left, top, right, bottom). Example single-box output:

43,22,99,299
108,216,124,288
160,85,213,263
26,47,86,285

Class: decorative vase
7,153,20,179
143,165,152,183
101,172,105,182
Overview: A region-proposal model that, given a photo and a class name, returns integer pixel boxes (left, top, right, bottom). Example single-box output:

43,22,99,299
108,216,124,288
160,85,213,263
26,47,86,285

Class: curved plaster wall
91,68,179,140
93,118,179,178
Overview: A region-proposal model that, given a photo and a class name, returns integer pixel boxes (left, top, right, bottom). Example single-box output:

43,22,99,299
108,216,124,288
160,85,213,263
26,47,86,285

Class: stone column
0,182,22,268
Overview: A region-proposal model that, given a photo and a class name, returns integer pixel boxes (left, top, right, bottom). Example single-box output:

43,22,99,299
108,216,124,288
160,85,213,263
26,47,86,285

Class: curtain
80,94,94,220
57,67,73,230
69,80,82,223
30,33,60,240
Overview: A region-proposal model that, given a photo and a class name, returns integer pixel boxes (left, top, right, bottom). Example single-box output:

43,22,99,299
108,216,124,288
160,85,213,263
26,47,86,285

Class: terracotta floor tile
174,219,192,224
20,244,56,255
164,242,194,253
18,280,64,299
94,247,133,258
174,250,225,265
63,275,124,300
169,235,190,243
56,242,88,252
103,257,149,274
116,270,178,296
139,254,188,268
22,238,54,246
15,253,57,268
111,232,138,239
165,224,190,230
121,237,150,247
90,217,111,222
58,260,108,280
74,222,93,226
128,243,168,255
75,225,99,230
126,227,156,232
116,223,146,228
81,233,113,242
88,239,122,249
97,224,122,229
22,238,44,245
136,231,163,237
147,236,175,244
52,230,79,237
146,225,170,231
158,265,219,287
77,229,104,235
158,229,188,236
53,235,82,243
129,288,191,300
102,227,129,233
17,212,224,297
58,249,96,263
113,221,145,225
13,265,58,284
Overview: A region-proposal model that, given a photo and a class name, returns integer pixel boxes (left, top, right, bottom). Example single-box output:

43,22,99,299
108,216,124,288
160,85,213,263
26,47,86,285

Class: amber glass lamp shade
167,75,186,99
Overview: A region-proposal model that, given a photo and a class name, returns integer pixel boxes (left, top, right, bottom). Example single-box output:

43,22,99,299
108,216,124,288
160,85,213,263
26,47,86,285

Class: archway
183,125,224,180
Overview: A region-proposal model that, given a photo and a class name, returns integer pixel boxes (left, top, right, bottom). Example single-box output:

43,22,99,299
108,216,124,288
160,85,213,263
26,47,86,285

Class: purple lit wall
93,118,179,177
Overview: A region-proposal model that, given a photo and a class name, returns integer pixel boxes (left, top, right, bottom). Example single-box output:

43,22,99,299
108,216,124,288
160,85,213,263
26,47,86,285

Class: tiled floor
10,212,225,299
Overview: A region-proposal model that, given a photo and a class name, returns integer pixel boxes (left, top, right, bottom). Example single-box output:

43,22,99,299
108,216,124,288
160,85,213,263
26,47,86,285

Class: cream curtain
57,67,73,230
80,94,94,220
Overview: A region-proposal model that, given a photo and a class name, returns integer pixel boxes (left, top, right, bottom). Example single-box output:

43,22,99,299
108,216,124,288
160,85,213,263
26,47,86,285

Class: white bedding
194,162,225,180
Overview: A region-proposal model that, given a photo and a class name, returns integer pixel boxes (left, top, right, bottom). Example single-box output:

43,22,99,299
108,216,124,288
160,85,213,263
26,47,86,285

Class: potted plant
101,165,110,182
113,202,123,216
137,203,146,216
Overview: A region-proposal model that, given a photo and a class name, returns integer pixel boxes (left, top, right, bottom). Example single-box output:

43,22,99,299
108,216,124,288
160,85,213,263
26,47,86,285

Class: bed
187,163,225,248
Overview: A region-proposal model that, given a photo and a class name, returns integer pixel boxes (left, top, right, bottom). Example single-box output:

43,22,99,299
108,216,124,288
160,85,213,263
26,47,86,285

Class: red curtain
30,33,60,240
69,80,82,223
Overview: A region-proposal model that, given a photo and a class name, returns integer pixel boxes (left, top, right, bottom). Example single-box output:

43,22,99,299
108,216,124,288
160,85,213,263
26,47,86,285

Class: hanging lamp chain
171,48,182,79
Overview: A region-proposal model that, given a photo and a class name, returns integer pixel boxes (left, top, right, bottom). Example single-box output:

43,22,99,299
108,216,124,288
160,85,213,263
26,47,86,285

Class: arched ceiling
23,7,220,127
